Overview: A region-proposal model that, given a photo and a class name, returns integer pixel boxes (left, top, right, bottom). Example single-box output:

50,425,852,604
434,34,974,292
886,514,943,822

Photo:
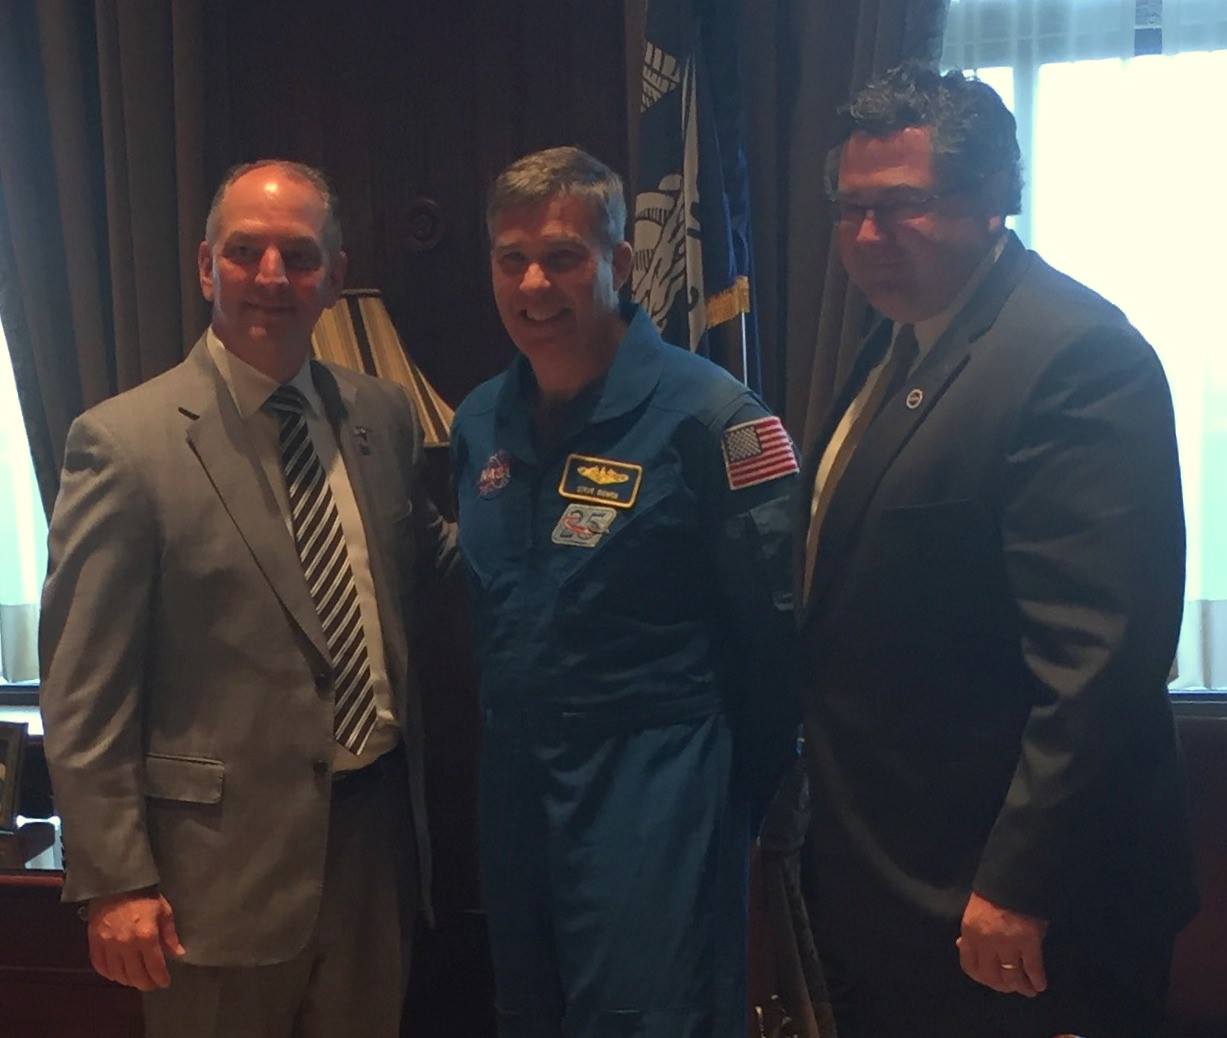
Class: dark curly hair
825,62,1023,216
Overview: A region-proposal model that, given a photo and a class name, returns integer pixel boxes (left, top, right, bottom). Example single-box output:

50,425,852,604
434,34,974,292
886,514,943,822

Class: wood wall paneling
220,0,628,408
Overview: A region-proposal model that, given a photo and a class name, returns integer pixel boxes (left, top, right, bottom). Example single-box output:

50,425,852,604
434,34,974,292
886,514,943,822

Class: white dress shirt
206,331,400,771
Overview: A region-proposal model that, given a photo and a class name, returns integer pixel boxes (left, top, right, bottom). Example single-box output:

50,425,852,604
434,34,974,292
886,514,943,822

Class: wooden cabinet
0,821,142,1038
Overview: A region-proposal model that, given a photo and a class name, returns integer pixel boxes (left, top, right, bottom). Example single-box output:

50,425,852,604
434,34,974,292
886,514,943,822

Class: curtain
742,0,948,446
941,0,1227,690
0,0,229,686
0,0,227,516
735,6,949,1034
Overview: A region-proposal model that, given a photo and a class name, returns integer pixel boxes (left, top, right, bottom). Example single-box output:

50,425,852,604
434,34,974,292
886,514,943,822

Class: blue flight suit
451,305,798,1038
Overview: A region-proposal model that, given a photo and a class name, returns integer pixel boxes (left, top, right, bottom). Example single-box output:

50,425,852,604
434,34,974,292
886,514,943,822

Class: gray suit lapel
180,341,330,665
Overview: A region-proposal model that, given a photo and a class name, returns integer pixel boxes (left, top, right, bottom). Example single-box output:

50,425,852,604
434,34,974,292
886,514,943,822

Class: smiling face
198,166,346,378
490,193,633,380
835,127,1002,323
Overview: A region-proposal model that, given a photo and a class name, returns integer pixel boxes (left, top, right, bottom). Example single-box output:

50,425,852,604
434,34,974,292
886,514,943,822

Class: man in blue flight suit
451,146,799,1037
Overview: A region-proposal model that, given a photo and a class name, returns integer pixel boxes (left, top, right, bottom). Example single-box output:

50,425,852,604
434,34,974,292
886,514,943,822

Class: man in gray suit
40,160,456,1037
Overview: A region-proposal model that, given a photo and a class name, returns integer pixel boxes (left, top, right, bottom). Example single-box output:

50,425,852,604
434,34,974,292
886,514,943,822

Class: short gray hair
487,146,626,251
204,159,342,254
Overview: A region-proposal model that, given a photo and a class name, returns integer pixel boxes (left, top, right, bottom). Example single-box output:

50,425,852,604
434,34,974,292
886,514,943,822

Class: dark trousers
820,928,1174,1038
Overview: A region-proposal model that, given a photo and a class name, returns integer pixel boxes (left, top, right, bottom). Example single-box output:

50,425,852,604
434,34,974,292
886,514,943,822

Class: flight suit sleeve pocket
144,754,224,804
722,496,794,611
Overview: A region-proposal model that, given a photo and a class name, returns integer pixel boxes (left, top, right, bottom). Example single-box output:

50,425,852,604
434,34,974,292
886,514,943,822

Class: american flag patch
721,416,798,490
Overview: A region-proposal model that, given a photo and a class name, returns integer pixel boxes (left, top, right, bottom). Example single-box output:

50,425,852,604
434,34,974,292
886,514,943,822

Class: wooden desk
0,819,143,1038
0,711,496,1037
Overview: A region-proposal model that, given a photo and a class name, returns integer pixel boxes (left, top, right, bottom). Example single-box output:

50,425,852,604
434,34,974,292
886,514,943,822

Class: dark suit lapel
793,319,893,617
314,364,408,689
800,234,1032,619
181,340,330,665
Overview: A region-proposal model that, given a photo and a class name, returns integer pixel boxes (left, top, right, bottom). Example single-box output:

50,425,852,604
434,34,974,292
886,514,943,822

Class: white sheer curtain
0,319,47,683
943,0,1227,689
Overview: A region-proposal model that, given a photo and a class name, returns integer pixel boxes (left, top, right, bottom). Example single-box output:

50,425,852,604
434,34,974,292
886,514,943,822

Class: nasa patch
477,450,512,498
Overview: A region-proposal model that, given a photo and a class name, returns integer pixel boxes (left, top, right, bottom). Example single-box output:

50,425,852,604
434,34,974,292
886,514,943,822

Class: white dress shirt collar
206,328,321,419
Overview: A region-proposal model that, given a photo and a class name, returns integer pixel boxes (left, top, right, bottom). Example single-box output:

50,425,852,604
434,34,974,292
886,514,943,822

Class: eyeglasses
828,187,966,228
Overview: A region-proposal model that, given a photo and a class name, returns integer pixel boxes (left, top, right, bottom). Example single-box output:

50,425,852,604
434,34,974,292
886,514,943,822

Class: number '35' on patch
551,504,617,547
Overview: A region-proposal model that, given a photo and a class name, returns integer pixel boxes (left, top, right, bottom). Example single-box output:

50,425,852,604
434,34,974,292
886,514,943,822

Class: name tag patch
552,504,617,547
558,454,642,509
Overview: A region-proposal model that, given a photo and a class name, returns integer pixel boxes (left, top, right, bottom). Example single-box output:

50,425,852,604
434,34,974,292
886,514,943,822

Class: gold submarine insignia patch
575,465,631,486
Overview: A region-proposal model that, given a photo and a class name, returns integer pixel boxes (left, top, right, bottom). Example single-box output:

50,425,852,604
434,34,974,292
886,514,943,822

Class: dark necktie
802,324,919,605
266,385,378,755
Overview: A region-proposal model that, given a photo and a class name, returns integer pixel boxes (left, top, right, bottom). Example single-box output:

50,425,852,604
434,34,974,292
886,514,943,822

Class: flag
721,416,799,490
632,0,760,390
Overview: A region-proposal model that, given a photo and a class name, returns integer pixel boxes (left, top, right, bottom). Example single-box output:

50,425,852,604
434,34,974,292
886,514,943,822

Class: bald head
205,160,342,257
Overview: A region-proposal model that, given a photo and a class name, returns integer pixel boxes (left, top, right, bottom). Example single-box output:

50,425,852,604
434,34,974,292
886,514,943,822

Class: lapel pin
905,388,924,410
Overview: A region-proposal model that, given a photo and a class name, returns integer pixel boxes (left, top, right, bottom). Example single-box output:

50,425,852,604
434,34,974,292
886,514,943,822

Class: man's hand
87,889,186,991
956,891,1049,997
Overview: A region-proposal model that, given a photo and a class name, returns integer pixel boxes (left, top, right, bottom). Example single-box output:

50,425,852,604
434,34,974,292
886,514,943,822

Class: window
0,316,47,685
943,0,1227,691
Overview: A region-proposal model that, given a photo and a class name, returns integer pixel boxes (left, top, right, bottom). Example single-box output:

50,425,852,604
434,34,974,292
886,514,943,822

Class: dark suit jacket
40,337,457,965
796,233,1197,976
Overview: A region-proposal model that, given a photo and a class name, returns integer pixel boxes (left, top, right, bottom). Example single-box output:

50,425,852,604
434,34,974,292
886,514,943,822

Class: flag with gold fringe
632,0,759,390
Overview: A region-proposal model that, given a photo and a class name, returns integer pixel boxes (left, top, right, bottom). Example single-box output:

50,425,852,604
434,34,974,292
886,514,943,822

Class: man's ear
980,170,1009,233
198,241,215,302
324,250,348,306
611,240,633,293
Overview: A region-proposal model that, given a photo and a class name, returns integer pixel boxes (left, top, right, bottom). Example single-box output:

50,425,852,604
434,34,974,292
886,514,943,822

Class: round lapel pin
905,388,924,410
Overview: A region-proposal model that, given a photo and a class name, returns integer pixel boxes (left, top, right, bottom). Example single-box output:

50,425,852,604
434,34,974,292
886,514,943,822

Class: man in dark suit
796,64,1197,1037
40,160,455,1036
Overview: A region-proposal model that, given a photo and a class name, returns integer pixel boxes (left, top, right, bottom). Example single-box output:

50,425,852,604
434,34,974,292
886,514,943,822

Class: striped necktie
802,324,919,606
266,385,378,755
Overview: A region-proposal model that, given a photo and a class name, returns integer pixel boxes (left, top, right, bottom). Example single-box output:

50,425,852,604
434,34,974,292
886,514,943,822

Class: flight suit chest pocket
553,483,700,622
459,477,536,588
144,753,224,804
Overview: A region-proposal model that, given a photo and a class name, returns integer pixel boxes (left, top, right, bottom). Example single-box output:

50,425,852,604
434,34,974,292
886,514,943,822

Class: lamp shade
312,289,454,448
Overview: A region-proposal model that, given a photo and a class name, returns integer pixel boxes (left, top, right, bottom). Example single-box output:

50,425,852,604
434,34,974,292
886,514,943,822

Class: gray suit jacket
40,336,457,966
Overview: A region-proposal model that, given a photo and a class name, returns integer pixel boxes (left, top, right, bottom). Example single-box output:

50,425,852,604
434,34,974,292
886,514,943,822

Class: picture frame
0,720,28,832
